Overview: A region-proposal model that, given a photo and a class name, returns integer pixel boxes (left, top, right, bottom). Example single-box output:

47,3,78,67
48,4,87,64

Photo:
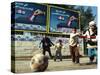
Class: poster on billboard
49,6,80,34
11,2,47,31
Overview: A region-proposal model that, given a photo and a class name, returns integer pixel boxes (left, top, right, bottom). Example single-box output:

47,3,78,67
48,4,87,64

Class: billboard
49,6,80,34
11,2,47,31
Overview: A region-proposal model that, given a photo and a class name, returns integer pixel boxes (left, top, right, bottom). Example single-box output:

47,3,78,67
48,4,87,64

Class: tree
84,7,95,28
74,6,95,31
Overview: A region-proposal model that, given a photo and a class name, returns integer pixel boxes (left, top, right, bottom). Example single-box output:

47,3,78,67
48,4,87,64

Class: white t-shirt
69,33,80,47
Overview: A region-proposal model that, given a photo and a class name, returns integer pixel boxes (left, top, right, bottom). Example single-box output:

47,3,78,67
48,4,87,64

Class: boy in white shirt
69,28,80,64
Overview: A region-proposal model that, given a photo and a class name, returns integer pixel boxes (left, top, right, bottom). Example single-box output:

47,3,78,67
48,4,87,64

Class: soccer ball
30,53,49,72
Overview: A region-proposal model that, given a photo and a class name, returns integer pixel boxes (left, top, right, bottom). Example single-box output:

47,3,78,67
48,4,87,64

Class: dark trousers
43,47,52,58
88,48,97,63
69,45,80,63
90,55,94,62
54,50,62,61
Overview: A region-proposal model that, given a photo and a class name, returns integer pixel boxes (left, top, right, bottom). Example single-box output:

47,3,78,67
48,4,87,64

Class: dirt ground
14,57,97,73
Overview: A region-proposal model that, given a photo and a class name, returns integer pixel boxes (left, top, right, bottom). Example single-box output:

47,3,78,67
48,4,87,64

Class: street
14,57,97,73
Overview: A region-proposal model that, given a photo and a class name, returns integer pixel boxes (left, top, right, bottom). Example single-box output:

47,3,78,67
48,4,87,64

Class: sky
91,7,97,22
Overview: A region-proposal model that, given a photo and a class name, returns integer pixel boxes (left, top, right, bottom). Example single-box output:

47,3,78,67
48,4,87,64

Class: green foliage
73,6,95,31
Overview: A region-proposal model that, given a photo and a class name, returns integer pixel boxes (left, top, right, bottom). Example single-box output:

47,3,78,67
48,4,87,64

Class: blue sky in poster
50,7,79,31
13,2,47,25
